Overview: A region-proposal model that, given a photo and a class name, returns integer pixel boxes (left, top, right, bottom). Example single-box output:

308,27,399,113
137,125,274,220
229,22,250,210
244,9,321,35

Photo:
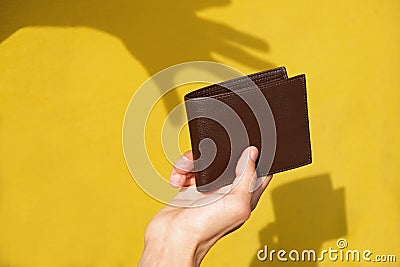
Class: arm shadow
250,174,347,267
0,0,274,125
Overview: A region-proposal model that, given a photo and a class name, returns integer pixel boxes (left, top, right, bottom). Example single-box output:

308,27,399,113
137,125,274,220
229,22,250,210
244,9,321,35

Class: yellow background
0,1,399,266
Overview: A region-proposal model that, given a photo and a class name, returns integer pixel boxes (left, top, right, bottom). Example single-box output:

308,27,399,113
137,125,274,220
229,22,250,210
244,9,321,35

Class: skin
139,146,273,267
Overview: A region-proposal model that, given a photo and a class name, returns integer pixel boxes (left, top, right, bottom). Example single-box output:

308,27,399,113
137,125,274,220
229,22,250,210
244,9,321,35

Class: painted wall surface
0,1,399,266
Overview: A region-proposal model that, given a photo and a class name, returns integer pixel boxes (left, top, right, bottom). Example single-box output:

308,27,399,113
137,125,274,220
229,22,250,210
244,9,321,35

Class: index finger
169,151,194,188
173,150,194,174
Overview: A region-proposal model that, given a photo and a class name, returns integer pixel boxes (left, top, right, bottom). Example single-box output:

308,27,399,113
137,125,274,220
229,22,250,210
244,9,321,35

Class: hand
139,146,273,267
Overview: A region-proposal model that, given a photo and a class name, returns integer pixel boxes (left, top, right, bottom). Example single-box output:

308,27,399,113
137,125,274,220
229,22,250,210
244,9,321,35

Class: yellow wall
0,1,399,266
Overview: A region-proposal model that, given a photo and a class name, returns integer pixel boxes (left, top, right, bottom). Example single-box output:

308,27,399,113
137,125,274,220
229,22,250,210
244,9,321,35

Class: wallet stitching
210,67,284,89
195,75,285,98
187,73,283,98
186,75,305,103
186,68,286,98
187,69,284,98
301,77,312,164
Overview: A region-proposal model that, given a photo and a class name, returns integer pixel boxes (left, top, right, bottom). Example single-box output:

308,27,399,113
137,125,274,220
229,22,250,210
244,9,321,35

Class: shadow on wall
250,174,347,267
0,0,274,122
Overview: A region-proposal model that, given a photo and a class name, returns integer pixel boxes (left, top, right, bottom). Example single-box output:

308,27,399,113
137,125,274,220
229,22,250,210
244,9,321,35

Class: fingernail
170,174,181,187
175,156,194,172
250,147,258,162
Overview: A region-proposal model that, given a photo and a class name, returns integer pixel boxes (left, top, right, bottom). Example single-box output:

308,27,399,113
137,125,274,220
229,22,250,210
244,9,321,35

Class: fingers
232,146,258,195
250,175,273,210
170,151,194,187
174,151,194,173
182,175,196,187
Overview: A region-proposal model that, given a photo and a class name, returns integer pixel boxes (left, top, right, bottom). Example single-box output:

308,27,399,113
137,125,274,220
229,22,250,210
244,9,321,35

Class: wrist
140,226,202,267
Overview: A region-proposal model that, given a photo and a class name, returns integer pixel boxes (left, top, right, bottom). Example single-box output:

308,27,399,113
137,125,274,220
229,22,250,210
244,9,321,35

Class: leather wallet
184,67,312,192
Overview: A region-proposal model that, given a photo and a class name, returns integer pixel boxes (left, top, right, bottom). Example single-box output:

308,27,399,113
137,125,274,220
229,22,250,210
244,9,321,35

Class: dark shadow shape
250,174,347,266
0,1,274,124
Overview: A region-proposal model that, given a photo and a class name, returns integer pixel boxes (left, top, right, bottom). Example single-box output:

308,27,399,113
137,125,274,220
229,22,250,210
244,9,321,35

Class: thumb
232,146,258,194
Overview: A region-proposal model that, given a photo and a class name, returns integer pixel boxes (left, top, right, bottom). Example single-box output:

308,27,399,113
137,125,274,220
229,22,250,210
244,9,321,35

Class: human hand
139,146,273,267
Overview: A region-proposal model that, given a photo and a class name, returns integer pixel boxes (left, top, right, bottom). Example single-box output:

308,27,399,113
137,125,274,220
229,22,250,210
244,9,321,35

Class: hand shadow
0,0,274,125
250,174,347,266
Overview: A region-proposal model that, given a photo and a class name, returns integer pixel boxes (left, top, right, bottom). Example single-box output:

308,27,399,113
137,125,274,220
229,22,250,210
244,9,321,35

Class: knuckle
230,198,251,223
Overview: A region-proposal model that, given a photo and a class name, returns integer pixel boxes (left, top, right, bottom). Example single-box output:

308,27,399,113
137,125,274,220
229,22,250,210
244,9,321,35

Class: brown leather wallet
184,67,312,192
